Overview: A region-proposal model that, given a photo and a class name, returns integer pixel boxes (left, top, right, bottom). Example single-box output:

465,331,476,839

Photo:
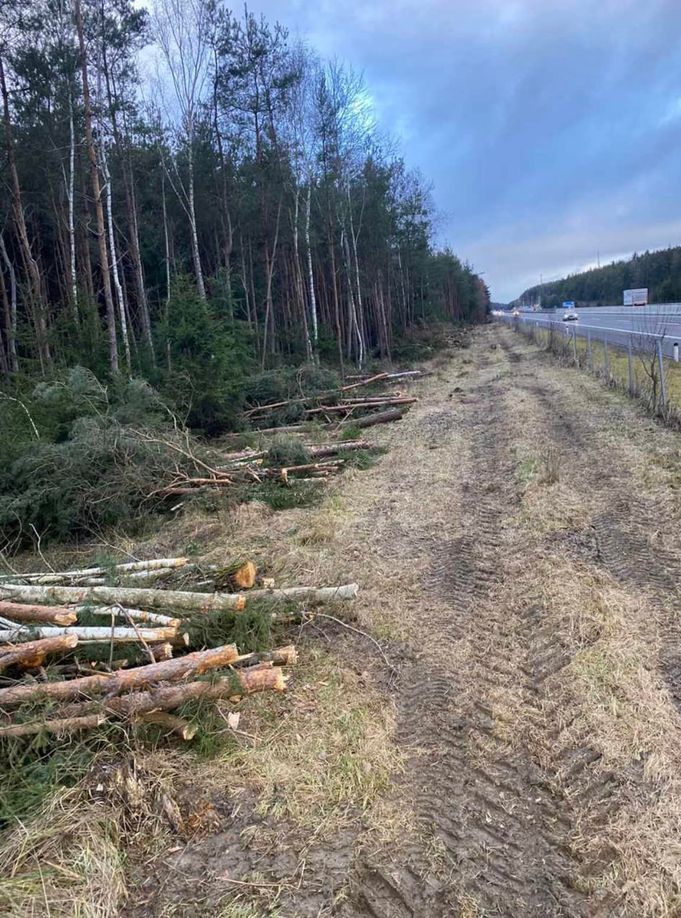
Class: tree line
516,246,681,309
0,0,488,427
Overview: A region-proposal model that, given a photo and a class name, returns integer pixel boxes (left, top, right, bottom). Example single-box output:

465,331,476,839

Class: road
508,304,681,357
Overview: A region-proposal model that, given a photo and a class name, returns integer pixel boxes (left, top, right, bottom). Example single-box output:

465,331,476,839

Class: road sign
562,301,575,309
623,288,648,306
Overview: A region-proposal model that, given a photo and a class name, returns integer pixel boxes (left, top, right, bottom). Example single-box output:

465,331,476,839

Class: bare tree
152,0,211,301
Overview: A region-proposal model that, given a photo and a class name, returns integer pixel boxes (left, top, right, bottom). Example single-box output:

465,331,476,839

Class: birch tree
153,0,211,301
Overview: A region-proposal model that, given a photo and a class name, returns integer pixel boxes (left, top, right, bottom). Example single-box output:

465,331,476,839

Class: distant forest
516,246,681,309
0,0,488,428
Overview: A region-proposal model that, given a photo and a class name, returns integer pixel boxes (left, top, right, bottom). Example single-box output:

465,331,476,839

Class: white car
562,309,578,322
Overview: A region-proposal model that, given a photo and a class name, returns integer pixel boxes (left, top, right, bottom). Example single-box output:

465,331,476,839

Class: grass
526,323,681,419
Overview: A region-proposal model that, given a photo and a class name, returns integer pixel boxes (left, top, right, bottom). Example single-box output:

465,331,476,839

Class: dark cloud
250,0,681,300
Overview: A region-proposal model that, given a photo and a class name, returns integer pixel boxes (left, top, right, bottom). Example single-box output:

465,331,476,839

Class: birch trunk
188,148,206,300
101,145,131,370
305,183,319,362
0,582,246,613
0,626,178,644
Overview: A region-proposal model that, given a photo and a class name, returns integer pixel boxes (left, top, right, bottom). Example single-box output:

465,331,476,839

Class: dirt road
121,324,681,916
331,324,681,916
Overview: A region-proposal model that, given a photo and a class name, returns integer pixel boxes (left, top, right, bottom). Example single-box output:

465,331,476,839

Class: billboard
623,288,648,306
562,301,575,309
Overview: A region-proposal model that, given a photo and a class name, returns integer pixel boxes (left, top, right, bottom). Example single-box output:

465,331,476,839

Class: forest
0,0,488,423
0,0,487,546
516,246,681,309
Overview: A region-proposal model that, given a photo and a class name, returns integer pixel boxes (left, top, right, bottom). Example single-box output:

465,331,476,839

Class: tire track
344,354,587,916
499,329,681,712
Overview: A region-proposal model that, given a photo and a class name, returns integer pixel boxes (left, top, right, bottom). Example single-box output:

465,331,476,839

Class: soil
132,324,681,916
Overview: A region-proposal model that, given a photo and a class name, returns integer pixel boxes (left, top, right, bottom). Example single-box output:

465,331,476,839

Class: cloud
244,0,681,300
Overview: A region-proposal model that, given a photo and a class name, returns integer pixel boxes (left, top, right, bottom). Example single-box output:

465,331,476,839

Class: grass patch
340,423,363,441
339,447,387,470
226,648,399,830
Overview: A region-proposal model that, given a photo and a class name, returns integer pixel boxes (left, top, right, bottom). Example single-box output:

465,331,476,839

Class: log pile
0,556,358,741
243,369,421,432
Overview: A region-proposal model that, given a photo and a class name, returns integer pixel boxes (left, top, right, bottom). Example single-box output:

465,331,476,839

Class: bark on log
0,642,238,707
0,602,77,626
62,667,287,720
0,626,177,644
244,583,359,603
85,606,181,627
0,714,105,738
0,634,78,672
0,583,246,613
305,397,416,415
338,407,407,429
234,644,298,667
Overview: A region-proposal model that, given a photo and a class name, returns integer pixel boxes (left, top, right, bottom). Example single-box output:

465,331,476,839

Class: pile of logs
243,369,422,434
160,438,378,497
0,557,358,740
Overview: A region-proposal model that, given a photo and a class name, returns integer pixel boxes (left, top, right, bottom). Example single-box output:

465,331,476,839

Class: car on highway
511,309,520,317
562,308,578,322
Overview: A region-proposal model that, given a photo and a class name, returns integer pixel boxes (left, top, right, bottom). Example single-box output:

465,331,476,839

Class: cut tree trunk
0,583,246,613
338,408,407,429
0,601,77,626
0,634,78,672
62,667,287,721
244,583,358,603
0,642,238,707
0,626,177,644
85,607,180,628
214,560,257,591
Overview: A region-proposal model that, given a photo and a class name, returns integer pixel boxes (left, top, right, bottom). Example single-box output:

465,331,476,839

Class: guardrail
497,312,677,415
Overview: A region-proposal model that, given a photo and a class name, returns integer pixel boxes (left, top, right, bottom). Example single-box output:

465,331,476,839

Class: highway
506,305,681,358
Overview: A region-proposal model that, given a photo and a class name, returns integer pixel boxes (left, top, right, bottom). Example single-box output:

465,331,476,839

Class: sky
244,0,681,301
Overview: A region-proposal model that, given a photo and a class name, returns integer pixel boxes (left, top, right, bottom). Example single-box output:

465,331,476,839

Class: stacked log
0,556,359,741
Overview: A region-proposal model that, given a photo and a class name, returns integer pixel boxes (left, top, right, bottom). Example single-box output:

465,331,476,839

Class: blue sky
249,0,681,301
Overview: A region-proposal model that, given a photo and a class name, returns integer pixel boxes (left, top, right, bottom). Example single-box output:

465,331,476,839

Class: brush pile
0,556,358,741
243,369,422,433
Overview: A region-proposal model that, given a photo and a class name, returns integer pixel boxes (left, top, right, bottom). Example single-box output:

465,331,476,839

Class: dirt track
335,324,681,916
126,324,681,916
